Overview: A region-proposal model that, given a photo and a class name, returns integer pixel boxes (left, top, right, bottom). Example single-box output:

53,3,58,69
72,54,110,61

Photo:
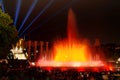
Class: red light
61,67,67,71
45,67,52,72
93,67,99,72
77,67,84,72
104,65,113,71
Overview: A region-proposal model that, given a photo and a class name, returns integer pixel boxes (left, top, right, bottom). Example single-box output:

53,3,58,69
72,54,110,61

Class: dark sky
2,0,120,44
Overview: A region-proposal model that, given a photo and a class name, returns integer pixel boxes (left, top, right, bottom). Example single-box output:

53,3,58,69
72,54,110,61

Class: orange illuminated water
36,8,105,68
54,9,90,62
53,40,90,62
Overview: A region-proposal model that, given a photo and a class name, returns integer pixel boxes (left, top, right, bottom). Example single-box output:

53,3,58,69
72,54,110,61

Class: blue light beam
19,0,54,37
14,0,21,26
18,0,38,32
0,0,5,12
24,1,72,36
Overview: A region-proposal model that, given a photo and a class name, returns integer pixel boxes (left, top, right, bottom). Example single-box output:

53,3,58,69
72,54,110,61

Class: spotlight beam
18,0,38,32
14,0,21,26
19,0,54,37
25,1,72,36
0,0,5,12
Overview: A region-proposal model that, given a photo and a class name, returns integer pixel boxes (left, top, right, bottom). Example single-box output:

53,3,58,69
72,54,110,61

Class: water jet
36,8,112,71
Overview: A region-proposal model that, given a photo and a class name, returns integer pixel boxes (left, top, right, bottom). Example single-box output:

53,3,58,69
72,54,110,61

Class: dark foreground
0,60,120,80
1,66,120,80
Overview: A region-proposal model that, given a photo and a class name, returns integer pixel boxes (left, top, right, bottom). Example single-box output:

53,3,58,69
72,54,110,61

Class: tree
0,9,19,59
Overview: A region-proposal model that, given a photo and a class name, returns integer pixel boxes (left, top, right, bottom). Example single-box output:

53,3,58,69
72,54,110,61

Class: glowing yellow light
54,41,90,62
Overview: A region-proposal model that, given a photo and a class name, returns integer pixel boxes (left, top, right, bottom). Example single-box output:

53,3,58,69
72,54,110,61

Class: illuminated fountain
36,8,110,71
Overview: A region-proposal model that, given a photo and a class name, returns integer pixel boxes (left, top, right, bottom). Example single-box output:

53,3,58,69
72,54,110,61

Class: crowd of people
0,60,120,80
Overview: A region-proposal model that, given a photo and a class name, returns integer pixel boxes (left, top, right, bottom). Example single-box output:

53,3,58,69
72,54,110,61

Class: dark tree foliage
0,9,19,59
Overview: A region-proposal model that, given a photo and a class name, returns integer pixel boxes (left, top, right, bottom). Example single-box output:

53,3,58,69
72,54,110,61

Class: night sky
2,0,120,44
